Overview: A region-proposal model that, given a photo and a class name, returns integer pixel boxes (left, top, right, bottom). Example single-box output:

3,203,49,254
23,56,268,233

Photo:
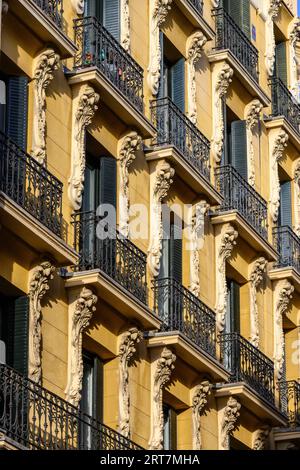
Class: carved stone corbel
148,0,173,95
269,130,289,223
288,17,300,99
215,224,238,334
118,131,142,237
265,1,282,76
28,261,55,384
294,161,300,236
220,397,241,450
244,100,263,187
118,328,142,438
252,427,270,450
186,31,207,124
71,0,84,15
65,287,98,407
68,85,99,211
189,201,210,297
249,257,267,348
31,49,60,165
192,381,211,450
149,348,176,450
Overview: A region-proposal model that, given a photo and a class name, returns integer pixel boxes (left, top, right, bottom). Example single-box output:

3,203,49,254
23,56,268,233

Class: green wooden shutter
231,120,248,180
92,356,103,422
103,0,120,41
241,0,250,39
99,156,117,210
170,222,182,283
223,0,250,38
280,181,292,227
170,58,185,113
6,76,28,150
275,42,288,86
12,296,29,376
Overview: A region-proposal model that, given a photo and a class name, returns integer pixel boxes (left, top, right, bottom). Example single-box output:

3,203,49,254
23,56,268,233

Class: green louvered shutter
6,76,28,150
280,181,292,227
231,120,248,180
12,296,29,376
170,58,185,113
170,222,182,283
223,0,250,38
275,42,288,86
99,156,117,211
241,0,251,39
103,0,120,41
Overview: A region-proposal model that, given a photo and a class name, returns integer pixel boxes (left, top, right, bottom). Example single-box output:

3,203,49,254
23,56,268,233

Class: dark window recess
6,76,28,151
223,0,250,38
275,42,288,86
83,155,117,213
163,405,177,450
225,280,240,334
279,180,292,228
85,0,120,41
159,219,183,283
230,120,248,181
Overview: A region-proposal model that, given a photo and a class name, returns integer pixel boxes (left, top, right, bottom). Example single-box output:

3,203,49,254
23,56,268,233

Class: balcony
32,0,63,27
270,226,300,291
270,77,300,138
174,1,214,39
279,381,300,427
187,0,203,15
0,363,142,450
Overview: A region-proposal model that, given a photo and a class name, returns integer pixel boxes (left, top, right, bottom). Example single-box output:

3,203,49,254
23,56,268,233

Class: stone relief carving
186,31,207,125
149,348,176,450
192,381,211,450
289,18,300,99
269,130,289,223
294,161,300,236
68,85,99,211
31,49,60,165
216,224,238,334
148,161,175,277
118,131,142,237
121,0,131,51
65,287,98,407
244,100,263,187
265,0,281,76
220,397,241,450
252,427,270,450
148,0,173,95
249,257,267,348
28,261,55,384
71,0,84,15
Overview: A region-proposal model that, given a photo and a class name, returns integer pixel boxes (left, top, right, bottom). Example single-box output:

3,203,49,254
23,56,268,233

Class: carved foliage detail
269,130,289,223
249,257,267,347
186,31,207,124
192,381,211,450
244,100,263,186
274,280,294,381
221,397,241,450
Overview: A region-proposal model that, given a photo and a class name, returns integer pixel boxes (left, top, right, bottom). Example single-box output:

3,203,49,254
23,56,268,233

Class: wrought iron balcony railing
0,131,63,237
270,77,300,135
150,97,211,181
0,363,142,450
273,226,300,275
187,0,204,16
74,17,144,112
72,211,148,305
33,0,63,27
279,380,300,427
219,332,275,405
153,277,216,358
212,7,259,82
215,165,268,240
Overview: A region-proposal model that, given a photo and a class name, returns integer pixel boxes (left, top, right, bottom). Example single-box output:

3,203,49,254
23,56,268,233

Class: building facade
0,0,300,451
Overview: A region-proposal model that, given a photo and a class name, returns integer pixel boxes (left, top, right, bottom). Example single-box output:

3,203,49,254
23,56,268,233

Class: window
279,180,292,228
163,405,177,450
83,154,117,213
225,280,240,335
223,107,248,181
275,41,288,86
223,0,251,38
85,0,120,41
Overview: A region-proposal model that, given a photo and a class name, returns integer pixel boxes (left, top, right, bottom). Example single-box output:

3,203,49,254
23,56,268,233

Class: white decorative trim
65,287,98,407
71,0,84,15
28,261,55,384
186,31,207,125
68,85,99,211
118,131,142,237
244,100,263,187
121,0,131,52
31,49,60,165
192,381,211,450
265,1,281,76
252,427,270,450
220,397,241,450
148,0,173,95
294,160,300,236
119,328,142,438
269,130,289,223
289,18,300,100
215,224,238,334
189,201,210,297
249,257,267,348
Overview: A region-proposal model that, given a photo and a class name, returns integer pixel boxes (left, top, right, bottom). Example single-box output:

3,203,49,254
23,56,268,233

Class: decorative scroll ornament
190,201,210,297
119,328,142,438
269,130,289,222
29,261,55,384
216,224,238,334
31,49,60,165
148,0,173,95
212,64,233,163
148,161,175,277
220,397,241,450
244,100,263,186
249,257,267,348
186,31,207,124
121,0,131,51
71,0,84,15
274,280,294,382
118,131,142,237
149,348,176,450
192,381,211,450
68,85,99,211
65,288,98,407
265,0,282,76
252,427,270,450
294,161,300,236
289,18,300,99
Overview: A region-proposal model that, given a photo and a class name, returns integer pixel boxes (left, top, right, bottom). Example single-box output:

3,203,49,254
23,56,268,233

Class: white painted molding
269,129,289,223
249,257,267,348
192,381,211,450
294,160,300,236
220,397,241,450
289,18,300,99
186,31,207,125
189,201,210,297
244,100,263,187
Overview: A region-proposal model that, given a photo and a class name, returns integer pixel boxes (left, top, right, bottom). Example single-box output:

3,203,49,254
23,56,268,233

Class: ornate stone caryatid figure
212,64,234,164
249,257,267,348
244,100,263,187
149,348,176,450
65,287,98,407
118,328,142,438
189,201,210,298
148,0,173,95
252,427,270,450
294,161,300,236
118,131,142,237
274,280,294,382
71,0,84,15
148,161,175,277
68,85,99,211
28,261,55,384
186,31,207,125
31,49,60,165
192,381,211,450
215,224,238,334
265,0,282,76
289,17,300,99
269,130,289,223
220,397,241,450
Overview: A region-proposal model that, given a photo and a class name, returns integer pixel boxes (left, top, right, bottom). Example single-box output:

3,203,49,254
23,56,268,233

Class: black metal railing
212,7,259,81
187,0,204,16
0,363,142,450
279,380,300,427
0,131,63,237
150,98,210,181
74,17,144,112
153,278,216,358
33,0,63,27
219,333,275,404
215,165,268,239
270,77,300,135
72,211,148,305
273,226,300,275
